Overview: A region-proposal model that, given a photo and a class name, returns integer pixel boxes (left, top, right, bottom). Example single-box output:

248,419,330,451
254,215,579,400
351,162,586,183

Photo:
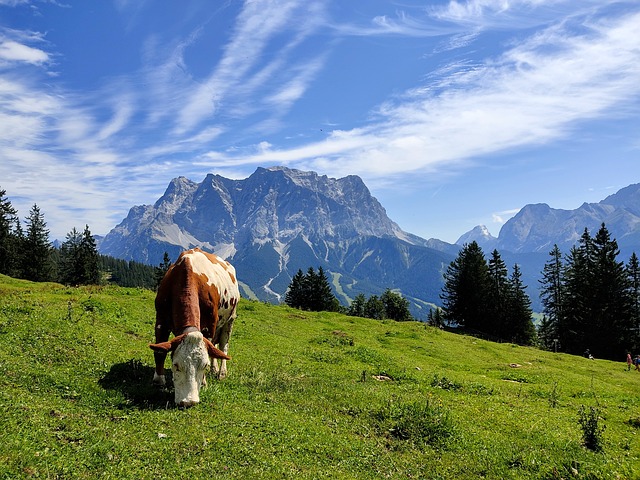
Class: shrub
373,398,456,449
577,406,605,452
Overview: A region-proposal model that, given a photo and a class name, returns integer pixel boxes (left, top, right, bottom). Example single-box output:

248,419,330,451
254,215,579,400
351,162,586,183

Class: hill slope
1,275,639,478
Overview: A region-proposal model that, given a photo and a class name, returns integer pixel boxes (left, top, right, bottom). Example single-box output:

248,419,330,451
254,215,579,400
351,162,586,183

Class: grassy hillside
1,274,639,479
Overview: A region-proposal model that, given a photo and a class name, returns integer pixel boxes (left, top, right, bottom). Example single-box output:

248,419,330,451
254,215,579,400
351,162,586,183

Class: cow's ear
149,334,186,353
149,341,172,353
204,338,231,360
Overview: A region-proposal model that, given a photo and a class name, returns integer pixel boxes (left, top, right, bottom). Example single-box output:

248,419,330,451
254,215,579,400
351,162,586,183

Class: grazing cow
149,248,240,408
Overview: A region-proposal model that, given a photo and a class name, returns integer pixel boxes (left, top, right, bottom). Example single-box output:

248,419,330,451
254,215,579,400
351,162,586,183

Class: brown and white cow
149,248,240,408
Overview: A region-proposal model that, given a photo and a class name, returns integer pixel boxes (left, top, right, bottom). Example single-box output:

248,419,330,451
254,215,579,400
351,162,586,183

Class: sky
1,0,640,244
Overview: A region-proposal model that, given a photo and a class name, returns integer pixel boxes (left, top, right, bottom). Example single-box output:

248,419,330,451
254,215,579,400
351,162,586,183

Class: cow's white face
171,332,210,408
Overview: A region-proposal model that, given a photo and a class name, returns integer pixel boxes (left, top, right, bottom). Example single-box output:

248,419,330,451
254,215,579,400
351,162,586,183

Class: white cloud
204,9,640,182
0,39,48,64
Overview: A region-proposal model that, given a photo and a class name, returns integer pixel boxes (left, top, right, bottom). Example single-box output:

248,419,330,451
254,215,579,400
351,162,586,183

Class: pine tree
537,315,558,351
79,225,100,285
427,307,445,329
560,229,594,355
487,249,510,338
441,241,490,332
284,269,306,309
588,223,632,358
381,289,413,321
560,225,633,359
348,293,366,317
59,227,83,285
627,252,640,350
506,264,536,345
315,266,338,311
284,267,339,312
539,244,564,350
21,204,53,282
364,295,385,320
155,252,172,290
0,188,18,276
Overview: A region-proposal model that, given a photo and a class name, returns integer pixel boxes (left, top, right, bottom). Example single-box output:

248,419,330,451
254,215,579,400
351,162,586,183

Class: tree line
0,188,162,288
537,224,639,360
284,267,413,321
440,243,536,345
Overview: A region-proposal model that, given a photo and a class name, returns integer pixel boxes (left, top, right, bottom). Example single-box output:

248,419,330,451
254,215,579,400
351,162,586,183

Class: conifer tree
427,307,445,328
441,241,490,331
59,225,100,285
559,225,633,358
315,266,337,312
59,227,83,285
348,293,366,317
381,288,413,321
79,225,100,285
284,269,306,309
364,294,385,320
21,204,53,282
560,229,594,354
285,267,339,312
155,252,172,290
0,188,18,276
588,223,632,358
487,249,509,338
506,264,536,345
627,252,640,349
539,244,564,349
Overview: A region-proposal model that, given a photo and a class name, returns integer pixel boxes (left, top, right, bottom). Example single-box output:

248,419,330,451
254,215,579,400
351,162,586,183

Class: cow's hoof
153,373,166,386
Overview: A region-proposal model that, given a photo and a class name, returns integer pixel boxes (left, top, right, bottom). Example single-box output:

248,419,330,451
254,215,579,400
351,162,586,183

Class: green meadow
1,274,639,479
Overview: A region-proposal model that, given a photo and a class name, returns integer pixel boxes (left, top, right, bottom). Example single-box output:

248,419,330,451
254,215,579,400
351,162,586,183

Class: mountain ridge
99,167,450,318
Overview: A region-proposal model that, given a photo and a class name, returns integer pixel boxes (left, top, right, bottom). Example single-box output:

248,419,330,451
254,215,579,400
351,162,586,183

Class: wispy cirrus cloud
203,8,640,183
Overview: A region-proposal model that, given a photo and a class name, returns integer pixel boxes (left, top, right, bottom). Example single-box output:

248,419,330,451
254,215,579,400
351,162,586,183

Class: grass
1,273,640,478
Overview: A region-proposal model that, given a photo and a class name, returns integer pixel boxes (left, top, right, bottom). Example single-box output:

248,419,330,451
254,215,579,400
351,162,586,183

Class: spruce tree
588,223,632,358
364,295,385,320
0,188,18,276
348,293,366,317
284,269,306,309
79,225,100,285
539,244,564,350
441,241,490,331
506,264,536,345
427,307,445,328
487,249,509,338
560,229,594,355
627,252,640,350
316,266,338,311
21,204,53,282
59,227,83,285
155,252,172,290
381,289,413,321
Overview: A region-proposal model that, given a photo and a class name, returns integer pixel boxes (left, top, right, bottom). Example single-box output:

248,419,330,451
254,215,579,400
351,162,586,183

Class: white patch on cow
183,250,240,321
171,331,210,408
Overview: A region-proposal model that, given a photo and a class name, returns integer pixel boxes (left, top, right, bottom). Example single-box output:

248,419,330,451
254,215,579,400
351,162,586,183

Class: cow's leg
215,323,233,379
153,323,170,386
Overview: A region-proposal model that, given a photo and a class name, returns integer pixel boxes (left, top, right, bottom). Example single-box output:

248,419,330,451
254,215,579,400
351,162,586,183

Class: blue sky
1,0,639,244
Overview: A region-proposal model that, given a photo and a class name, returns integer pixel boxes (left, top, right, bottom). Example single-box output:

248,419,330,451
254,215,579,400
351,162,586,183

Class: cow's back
155,248,239,339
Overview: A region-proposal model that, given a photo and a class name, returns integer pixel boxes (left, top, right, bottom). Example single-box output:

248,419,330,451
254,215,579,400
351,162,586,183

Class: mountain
476,183,640,256
456,225,497,252
99,167,453,318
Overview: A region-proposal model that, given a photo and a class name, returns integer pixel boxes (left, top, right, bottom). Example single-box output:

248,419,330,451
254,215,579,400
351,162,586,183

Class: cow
149,248,240,408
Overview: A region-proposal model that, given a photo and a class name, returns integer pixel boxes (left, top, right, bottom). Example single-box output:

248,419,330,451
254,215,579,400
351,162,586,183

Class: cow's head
149,331,230,408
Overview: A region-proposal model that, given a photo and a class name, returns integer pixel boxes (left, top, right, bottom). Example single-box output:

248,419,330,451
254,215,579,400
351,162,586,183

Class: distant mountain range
99,167,640,318
458,183,640,257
